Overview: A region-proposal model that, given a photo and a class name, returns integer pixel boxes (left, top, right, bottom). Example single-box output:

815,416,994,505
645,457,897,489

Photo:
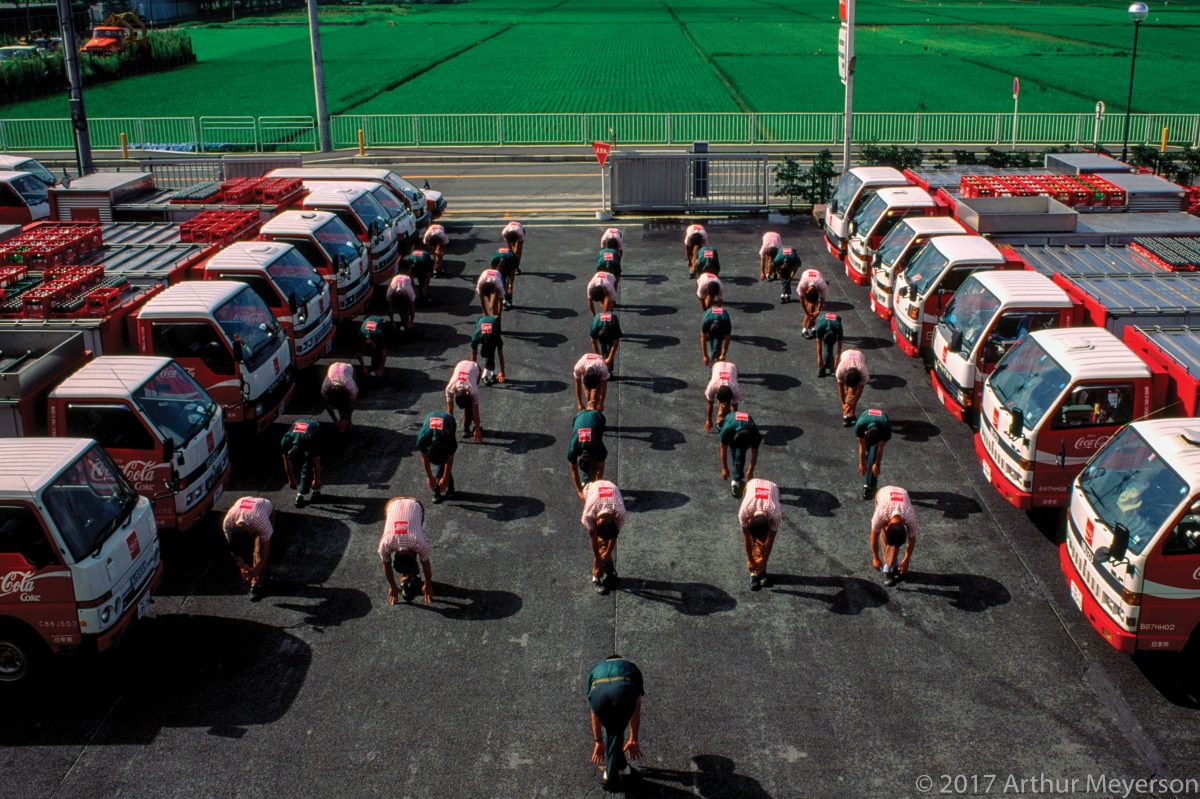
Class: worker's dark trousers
432,460,455,496
820,338,836,370
779,269,795,297
481,346,497,372
864,442,880,490
599,339,616,359
298,459,316,497
707,336,724,362
588,684,638,779
731,445,749,483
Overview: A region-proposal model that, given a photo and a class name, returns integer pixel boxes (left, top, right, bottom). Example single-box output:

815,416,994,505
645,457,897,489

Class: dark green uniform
586,656,645,782
360,315,389,371
567,409,608,477
596,247,622,277
694,246,720,276
417,411,458,497
814,312,843,373
280,418,322,496
470,315,504,372
590,311,623,359
719,411,762,484
702,306,732,362
774,246,801,298
402,248,434,278
855,408,892,493
491,246,519,279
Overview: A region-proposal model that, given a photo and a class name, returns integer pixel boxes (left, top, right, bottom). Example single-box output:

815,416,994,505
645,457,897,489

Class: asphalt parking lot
3,215,1199,799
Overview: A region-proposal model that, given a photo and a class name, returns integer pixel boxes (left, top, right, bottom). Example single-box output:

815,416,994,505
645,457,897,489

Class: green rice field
3,0,1198,118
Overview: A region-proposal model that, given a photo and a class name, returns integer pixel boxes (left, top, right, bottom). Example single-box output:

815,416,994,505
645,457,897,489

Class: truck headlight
297,311,307,326
100,606,112,625
907,305,919,321
241,382,251,401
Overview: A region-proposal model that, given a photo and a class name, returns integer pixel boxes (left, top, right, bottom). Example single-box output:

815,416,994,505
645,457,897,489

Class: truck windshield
830,173,863,215
10,173,49,206
877,225,916,270
988,337,1069,429
1078,426,1189,556
850,193,887,235
385,176,422,206
942,279,1001,355
314,218,364,262
267,249,324,306
370,186,406,220
350,194,389,229
903,244,950,298
17,160,55,187
43,444,138,562
214,287,280,367
133,362,217,448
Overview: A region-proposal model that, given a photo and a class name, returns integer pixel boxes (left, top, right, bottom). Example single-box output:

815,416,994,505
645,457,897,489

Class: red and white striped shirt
759,231,782,257
573,352,611,383
222,497,274,543
835,349,869,385
502,221,525,241
580,480,626,534
444,360,480,407
321,362,358,401
871,486,920,543
704,360,741,403
422,224,448,246
798,269,828,301
377,498,431,561
601,227,623,252
695,272,724,302
684,224,707,245
587,271,618,303
387,273,416,304
476,269,506,299
738,479,782,534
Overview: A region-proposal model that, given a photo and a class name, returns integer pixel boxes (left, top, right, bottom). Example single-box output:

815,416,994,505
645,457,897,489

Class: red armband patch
578,428,592,442
292,422,310,433
598,486,614,498
392,520,409,536
735,412,749,422
429,417,444,430
754,486,770,500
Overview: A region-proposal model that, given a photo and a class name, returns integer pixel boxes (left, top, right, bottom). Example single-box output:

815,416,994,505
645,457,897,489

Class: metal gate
135,155,304,190
610,153,769,213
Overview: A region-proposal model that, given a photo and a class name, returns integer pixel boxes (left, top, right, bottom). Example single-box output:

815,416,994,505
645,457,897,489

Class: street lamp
1120,1,1149,163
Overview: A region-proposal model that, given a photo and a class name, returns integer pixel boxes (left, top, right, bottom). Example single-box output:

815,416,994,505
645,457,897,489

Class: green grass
1,0,1197,119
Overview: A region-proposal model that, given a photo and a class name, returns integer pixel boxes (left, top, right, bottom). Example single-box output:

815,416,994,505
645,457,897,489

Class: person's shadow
479,429,557,454
768,574,890,615
907,490,982,520
632,755,773,798
613,577,736,616
777,486,840,518
403,581,523,622
610,425,686,451
614,375,689,395
449,491,546,522
896,571,1011,612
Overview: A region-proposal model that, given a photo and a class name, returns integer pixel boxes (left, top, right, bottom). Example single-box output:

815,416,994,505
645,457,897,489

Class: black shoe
817,368,826,378
434,268,446,277
462,424,473,439
249,582,265,601
504,299,513,310
780,294,788,304
294,494,306,508
730,480,740,498
843,416,854,427
863,485,874,500
750,574,762,591
758,573,772,588
604,561,618,579
593,576,609,595
432,491,444,504
884,571,899,587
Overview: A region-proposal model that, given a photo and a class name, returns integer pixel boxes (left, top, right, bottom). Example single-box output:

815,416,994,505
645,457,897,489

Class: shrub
859,143,922,170
772,156,805,210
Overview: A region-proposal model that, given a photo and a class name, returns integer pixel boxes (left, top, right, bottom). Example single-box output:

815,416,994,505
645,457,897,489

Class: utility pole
55,0,93,175
839,0,856,172
306,0,332,152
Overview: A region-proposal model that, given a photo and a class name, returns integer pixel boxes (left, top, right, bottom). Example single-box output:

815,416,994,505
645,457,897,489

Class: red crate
0,265,28,286
85,287,122,315
21,281,69,319
257,177,304,205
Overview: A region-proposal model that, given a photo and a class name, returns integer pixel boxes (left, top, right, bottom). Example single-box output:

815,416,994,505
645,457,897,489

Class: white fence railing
0,112,1196,152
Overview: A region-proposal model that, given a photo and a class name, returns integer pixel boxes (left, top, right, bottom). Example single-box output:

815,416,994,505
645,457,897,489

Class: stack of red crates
1184,186,1200,218
0,223,102,268
179,210,262,246
217,176,306,206
958,174,1125,207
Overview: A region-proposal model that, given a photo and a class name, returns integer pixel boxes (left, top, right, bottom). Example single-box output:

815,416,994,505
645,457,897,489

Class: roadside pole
1093,101,1106,149
838,0,855,172
593,141,612,220
55,0,92,175
1012,76,1020,150
307,0,332,152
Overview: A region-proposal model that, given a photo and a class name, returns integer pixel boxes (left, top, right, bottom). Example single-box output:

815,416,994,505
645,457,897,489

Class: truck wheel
0,628,42,685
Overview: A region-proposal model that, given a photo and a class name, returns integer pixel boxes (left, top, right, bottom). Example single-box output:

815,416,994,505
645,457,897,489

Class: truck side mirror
1008,408,1024,438
287,292,298,313
231,340,244,362
161,438,183,488
848,221,858,236
1107,523,1130,563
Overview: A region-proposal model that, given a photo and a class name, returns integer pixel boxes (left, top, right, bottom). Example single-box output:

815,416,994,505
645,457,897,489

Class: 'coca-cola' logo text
121,460,165,488
1075,433,1113,452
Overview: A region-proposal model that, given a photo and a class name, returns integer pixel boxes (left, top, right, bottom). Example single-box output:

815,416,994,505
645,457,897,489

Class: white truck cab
259,211,371,321
869,216,966,320
0,156,56,187
0,171,50,226
1062,419,1200,654
844,186,938,286
931,271,1074,421
823,167,908,258
302,184,400,286
0,438,161,684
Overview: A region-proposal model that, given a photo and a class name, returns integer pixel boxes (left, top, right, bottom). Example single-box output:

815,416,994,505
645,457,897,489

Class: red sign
839,0,847,20
292,422,310,433
735,412,749,422
429,416,443,430
578,428,593,443
393,520,409,536
126,531,140,559
868,409,882,417
481,323,493,334
600,313,613,322
599,486,614,498
755,486,770,500
1013,76,1020,100
593,141,611,167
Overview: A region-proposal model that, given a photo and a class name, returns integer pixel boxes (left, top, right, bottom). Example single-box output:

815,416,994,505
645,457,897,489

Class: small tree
952,149,978,166
982,148,1011,168
860,143,923,170
803,149,838,205
772,156,806,210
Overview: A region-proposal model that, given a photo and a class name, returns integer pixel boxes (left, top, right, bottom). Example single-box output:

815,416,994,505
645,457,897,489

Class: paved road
3,211,1199,799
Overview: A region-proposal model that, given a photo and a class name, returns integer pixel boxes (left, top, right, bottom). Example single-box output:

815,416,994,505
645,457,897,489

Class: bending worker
703,359,741,432
574,351,611,411
445,360,484,442
870,485,919,587
720,409,762,499
222,496,274,600
585,654,644,790
568,403,608,499
280,418,322,508
418,410,458,504
377,497,435,604
855,407,892,500
835,349,869,427
581,479,627,595
321,361,357,433
738,478,782,591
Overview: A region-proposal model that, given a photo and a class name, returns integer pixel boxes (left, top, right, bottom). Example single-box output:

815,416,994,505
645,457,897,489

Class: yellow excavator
80,12,148,56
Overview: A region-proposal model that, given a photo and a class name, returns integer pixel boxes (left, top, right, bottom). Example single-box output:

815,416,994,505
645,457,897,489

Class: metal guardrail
0,112,1196,152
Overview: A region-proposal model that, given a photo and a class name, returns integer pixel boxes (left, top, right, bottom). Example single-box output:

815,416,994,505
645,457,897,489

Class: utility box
692,141,709,198
954,196,1078,235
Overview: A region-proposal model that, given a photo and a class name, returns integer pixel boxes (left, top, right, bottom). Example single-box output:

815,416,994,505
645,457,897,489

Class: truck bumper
1059,544,1138,655
253,383,295,434
870,290,892,321
334,288,371,322
175,460,232,533
891,316,921,358
930,367,970,422
93,559,164,654
845,253,871,286
294,323,335,371
974,433,1035,510
823,230,845,259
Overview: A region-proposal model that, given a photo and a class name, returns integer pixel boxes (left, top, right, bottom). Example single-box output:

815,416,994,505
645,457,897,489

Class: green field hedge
0,30,195,106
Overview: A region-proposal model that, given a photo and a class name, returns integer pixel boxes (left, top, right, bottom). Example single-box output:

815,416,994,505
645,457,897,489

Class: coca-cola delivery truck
891,236,1019,357
935,265,1200,423
302,185,401,287
977,325,1200,510
823,167,908,258
0,438,162,685
0,331,229,531
0,171,51,225
204,242,334,370
268,167,440,229
869,216,967,321
258,211,370,322
1061,418,1200,653
844,187,942,286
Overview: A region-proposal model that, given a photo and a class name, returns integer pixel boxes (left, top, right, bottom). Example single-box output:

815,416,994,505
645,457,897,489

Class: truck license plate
1070,581,1083,612
980,458,992,483
137,590,153,619
212,484,224,506
936,385,946,404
